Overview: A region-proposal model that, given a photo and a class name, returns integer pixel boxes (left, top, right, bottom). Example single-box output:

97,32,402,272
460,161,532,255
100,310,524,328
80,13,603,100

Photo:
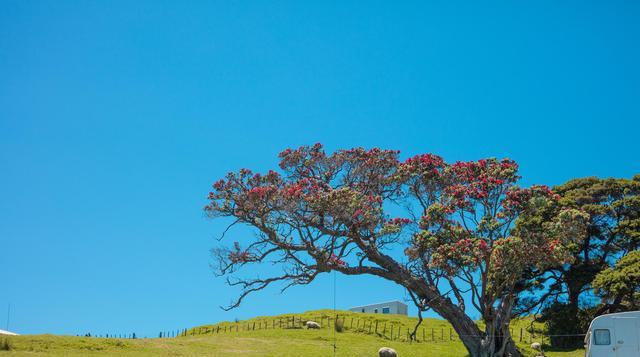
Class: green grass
0,310,585,357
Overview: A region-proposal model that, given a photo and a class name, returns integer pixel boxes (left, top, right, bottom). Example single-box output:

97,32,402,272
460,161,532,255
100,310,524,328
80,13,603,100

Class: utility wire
6,303,10,331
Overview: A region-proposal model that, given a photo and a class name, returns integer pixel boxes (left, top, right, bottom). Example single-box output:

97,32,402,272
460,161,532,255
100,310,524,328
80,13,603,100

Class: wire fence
74,314,587,350
89,314,581,347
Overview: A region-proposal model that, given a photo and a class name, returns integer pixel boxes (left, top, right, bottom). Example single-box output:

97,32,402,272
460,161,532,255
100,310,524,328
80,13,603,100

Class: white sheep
530,342,542,350
305,321,321,329
378,347,398,357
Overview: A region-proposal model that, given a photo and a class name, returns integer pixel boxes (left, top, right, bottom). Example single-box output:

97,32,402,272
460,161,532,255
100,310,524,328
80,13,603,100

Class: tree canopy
205,144,588,357
592,249,640,311
516,176,640,315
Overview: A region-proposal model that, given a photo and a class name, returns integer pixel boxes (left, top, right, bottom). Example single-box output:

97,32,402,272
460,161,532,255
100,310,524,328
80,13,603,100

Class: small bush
334,318,344,333
539,302,594,348
0,337,12,351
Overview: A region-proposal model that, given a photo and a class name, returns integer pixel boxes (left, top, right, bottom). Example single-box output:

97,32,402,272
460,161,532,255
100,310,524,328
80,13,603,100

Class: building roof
349,300,408,309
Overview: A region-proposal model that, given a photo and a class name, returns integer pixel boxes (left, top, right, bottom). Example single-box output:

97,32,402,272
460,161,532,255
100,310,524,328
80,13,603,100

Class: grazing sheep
378,347,398,357
305,321,321,329
531,342,542,350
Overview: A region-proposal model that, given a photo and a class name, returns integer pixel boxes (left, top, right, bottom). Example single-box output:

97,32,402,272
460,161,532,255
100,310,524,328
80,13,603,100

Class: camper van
584,311,640,357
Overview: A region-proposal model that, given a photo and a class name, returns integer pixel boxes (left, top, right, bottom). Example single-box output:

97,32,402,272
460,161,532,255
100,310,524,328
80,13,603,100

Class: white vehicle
584,311,640,357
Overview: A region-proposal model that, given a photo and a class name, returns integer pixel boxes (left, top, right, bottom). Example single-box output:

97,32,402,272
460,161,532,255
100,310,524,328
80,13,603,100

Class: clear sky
1,0,639,337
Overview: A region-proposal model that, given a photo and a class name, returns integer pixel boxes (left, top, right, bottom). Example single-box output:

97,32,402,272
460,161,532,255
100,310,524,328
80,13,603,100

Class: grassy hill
0,310,584,357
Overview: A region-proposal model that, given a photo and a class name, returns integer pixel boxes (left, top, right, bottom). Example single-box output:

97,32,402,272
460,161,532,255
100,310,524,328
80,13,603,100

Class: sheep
530,342,542,350
305,321,321,329
378,347,398,357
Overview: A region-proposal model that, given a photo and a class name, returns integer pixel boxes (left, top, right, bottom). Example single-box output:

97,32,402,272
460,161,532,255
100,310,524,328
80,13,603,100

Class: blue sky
1,1,639,337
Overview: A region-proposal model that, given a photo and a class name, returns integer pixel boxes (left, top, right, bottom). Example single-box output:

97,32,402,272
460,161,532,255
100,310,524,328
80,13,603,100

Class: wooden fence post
375,321,378,334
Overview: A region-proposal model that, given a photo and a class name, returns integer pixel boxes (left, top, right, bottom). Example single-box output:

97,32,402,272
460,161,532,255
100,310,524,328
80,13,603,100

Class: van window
594,329,611,345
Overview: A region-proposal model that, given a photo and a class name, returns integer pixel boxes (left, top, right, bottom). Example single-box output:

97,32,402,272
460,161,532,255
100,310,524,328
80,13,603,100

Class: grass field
0,310,584,357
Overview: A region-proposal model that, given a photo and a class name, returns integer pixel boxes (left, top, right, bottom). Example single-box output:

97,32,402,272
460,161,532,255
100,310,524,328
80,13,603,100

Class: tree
205,144,588,357
515,176,640,316
592,250,640,311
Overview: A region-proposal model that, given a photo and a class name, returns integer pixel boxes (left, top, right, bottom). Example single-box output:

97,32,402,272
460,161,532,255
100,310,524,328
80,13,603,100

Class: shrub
538,302,594,348
334,318,344,333
0,337,12,351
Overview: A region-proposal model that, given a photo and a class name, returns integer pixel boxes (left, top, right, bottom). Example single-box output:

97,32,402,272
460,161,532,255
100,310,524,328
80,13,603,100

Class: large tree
205,144,587,357
592,250,640,312
516,176,640,316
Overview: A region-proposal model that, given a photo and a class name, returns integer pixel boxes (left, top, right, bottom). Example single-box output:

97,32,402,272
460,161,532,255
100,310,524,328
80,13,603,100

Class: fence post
520,328,522,342
375,321,378,334
397,325,401,341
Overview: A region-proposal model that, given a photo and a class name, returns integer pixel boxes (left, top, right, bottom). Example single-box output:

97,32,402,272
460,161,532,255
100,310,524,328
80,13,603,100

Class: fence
175,314,587,346
78,314,586,348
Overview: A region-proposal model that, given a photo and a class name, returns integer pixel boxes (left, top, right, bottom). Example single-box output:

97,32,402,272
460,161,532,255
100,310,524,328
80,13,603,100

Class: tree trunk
430,298,522,357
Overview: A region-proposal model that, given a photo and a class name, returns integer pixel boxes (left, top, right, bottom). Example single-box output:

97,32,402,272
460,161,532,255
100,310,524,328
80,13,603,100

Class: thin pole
333,270,337,357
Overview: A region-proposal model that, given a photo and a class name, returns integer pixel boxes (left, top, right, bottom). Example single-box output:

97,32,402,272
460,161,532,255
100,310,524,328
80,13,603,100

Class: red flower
328,254,347,267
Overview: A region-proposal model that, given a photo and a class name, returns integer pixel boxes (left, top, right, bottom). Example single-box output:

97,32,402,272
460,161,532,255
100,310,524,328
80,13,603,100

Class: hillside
0,310,584,357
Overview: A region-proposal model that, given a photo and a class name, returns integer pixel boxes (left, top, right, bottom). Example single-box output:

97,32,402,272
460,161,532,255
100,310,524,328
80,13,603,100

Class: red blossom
247,186,274,199
388,217,411,225
352,209,364,220
228,242,251,263
328,254,347,267
213,179,225,190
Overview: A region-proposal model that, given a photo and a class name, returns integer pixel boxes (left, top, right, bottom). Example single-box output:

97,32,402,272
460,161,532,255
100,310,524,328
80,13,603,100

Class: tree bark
428,298,521,357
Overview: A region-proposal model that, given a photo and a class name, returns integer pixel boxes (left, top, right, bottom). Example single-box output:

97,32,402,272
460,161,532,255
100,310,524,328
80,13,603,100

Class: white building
349,300,408,315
